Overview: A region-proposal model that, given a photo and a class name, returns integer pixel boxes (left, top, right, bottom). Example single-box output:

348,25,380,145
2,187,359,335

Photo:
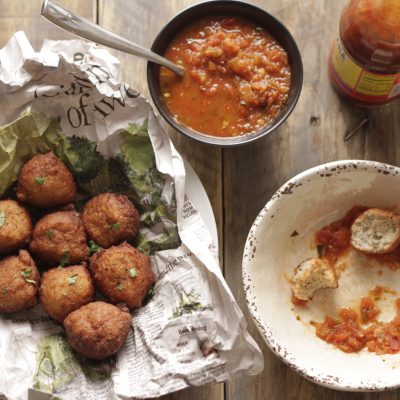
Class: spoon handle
41,0,184,77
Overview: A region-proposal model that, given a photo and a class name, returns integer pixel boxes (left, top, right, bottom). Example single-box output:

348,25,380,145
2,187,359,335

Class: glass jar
328,0,400,107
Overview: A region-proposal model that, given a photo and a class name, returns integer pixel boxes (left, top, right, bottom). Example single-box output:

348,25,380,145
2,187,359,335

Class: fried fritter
63,301,131,359
30,211,88,266
40,264,94,323
0,200,32,254
90,242,155,308
82,193,140,248
0,250,39,313
16,152,76,208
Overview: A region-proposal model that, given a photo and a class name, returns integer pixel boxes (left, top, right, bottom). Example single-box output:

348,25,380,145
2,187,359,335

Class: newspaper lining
0,32,263,400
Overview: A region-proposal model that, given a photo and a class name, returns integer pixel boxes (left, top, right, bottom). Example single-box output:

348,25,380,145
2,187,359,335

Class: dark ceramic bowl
147,0,303,146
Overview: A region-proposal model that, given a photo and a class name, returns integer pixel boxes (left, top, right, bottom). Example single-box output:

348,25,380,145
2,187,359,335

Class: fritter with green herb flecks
40,264,94,323
30,211,88,267
16,152,76,208
0,250,39,313
82,193,140,248
64,301,131,359
0,200,32,254
90,242,155,308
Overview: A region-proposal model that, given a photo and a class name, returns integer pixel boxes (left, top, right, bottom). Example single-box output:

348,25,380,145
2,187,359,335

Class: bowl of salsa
147,0,303,146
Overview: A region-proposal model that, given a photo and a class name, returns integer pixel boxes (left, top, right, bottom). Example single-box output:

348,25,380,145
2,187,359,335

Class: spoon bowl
41,0,185,77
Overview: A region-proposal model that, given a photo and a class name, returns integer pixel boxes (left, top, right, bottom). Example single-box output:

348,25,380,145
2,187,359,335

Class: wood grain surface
1,1,400,400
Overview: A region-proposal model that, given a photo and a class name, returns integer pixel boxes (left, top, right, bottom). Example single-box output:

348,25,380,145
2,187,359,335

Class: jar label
330,34,400,103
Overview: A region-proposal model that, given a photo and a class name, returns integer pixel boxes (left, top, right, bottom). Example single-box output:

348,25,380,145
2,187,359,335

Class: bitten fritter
82,193,140,248
30,211,88,266
0,250,39,313
64,301,131,359
0,200,32,254
16,152,76,208
90,242,155,308
40,264,94,323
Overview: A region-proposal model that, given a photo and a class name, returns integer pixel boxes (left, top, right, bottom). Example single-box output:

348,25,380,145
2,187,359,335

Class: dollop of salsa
314,293,400,355
315,205,367,264
160,16,291,137
314,307,367,353
360,296,380,324
365,299,400,355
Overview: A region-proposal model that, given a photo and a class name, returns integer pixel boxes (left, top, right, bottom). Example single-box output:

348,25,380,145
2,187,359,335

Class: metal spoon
41,0,185,77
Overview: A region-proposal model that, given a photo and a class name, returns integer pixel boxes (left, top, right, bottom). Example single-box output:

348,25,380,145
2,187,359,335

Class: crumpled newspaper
0,31,263,400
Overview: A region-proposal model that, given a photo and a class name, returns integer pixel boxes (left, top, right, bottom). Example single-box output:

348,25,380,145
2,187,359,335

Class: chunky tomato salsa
315,205,367,265
314,295,400,355
311,207,400,355
160,16,291,137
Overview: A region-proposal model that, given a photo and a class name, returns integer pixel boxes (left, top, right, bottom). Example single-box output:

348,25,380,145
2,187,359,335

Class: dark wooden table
1,1,399,399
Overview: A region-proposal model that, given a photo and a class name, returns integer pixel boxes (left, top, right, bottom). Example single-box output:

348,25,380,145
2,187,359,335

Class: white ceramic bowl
243,160,400,391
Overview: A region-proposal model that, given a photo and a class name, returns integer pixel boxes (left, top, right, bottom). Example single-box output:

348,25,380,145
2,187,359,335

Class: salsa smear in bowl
243,160,400,391
160,16,291,137
147,1,302,146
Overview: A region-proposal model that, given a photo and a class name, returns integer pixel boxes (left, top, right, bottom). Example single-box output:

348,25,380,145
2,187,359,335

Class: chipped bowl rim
242,159,400,391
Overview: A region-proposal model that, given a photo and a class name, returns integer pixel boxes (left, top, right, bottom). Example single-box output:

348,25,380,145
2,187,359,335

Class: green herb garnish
21,269,36,285
1,287,8,294
59,250,70,268
35,177,45,185
128,268,138,278
67,274,78,286
88,240,101,254
0,211,5,228
143,285,155,305
111,222,120,231
47,229,54,240
21,269,32,278
116,283,124,291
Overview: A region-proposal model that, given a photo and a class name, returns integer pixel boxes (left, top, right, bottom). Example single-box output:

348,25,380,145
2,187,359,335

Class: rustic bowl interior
243,160,400,391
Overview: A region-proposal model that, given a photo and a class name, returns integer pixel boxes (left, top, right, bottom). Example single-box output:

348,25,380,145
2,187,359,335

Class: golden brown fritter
64,301,131,359
0,200,32,254
90,242,155,309
30,211,88,267
82,193,140,248
16,152,76,208
0,250,39,313
40,264,94,323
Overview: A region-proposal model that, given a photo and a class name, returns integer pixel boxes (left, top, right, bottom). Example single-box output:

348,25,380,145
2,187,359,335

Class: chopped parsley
116,283,124,291
35,177,45,185
0,211,5,228
143,285,155,304
47,229,54,240
67,274,78,285
88,240,101,254
111,222,120,231
59,250,70,268
21,269,32,278
128,268,138,278
1,287,8,294
21,269,36,285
